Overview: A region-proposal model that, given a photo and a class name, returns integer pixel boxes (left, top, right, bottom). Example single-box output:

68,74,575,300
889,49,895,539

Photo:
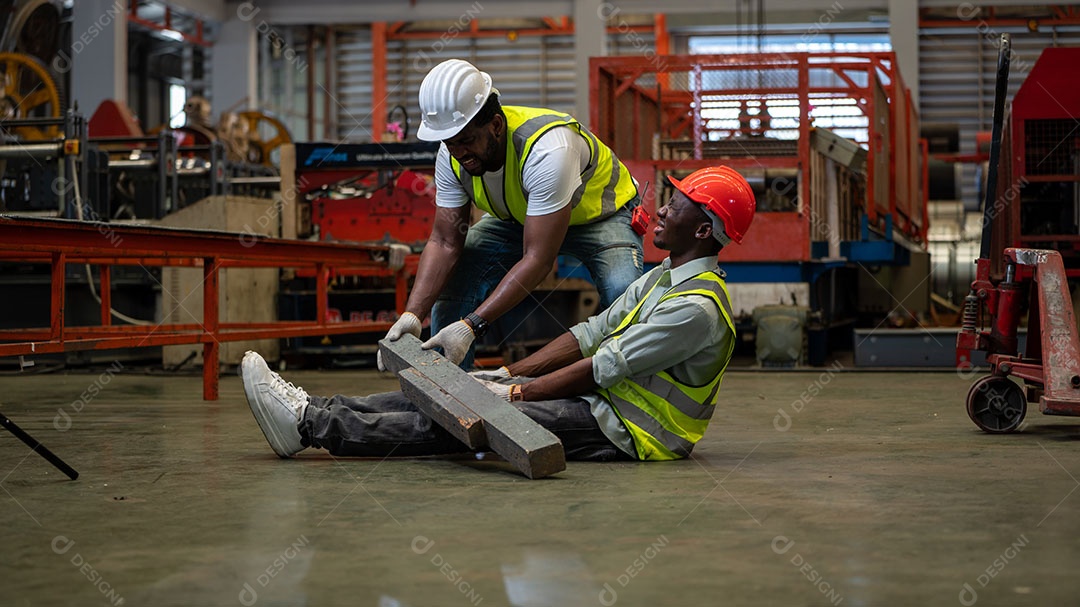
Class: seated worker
241,166,755,462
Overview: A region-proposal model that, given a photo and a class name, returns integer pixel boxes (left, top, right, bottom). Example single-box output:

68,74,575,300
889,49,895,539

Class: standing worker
378,59,647,370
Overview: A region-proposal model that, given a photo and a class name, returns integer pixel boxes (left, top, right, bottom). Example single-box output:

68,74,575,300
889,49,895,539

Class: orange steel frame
590,51,927,264
0,216,413,400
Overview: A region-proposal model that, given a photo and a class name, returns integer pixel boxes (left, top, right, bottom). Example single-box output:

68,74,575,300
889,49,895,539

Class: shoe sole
240,357,296,458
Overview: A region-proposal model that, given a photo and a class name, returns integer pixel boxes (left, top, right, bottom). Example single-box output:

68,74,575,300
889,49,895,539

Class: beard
475,134,504,175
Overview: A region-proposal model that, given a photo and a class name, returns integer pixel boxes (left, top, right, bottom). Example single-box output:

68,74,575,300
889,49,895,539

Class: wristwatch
464,313,490,338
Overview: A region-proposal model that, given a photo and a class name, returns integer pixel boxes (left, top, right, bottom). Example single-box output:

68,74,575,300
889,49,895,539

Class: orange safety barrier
0,215,415,400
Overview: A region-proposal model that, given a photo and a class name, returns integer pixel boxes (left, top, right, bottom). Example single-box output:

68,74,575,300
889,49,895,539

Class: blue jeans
299,390,630,462
432,200,644,365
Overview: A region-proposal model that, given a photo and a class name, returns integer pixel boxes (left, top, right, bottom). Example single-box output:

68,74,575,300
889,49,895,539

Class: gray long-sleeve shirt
570,256,735,456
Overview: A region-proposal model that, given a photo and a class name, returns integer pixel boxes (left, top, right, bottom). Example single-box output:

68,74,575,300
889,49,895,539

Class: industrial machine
86,99,288,219
957,35,1080,432
590,51,929,364
274,140,435,364
999,46,1080,271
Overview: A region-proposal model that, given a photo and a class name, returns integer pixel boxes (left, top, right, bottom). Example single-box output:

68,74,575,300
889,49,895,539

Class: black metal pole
979,34,1012,261
0,412,79,480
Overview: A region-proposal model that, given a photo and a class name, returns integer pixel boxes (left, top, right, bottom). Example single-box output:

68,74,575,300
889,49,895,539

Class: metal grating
335,27,375,142
1024,118,1079,175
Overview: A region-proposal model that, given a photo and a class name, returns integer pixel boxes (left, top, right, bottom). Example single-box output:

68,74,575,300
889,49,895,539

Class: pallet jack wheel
966,376,1026,433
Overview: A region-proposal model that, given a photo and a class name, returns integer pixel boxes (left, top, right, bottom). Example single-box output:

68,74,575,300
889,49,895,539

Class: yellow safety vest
450,105,637,225
597,269,736,461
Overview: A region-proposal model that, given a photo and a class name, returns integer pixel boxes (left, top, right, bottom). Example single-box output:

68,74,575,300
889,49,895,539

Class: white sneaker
240,351,309,458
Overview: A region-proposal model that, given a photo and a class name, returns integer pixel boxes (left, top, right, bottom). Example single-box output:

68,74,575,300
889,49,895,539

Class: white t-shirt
434,126,592,217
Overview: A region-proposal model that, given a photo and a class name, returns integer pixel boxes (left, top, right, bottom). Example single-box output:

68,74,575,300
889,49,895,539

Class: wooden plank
380,335,566,479
398,368,486,450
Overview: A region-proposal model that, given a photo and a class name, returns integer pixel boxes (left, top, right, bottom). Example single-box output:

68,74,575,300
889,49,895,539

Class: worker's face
443,114,505,176
654,190,713,251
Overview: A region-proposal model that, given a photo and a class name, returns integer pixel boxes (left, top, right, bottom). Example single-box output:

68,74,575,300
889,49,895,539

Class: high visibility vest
597,269,736,461
449,105,637,225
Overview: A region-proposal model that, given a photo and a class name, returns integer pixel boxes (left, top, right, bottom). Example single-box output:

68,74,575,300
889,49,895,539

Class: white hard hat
416,59,499,141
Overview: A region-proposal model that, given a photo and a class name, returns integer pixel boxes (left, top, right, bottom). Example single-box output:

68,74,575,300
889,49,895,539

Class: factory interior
2,0,1080,604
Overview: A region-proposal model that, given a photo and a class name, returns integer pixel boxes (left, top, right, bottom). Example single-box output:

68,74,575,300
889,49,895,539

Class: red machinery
1001,46,1080,272
590,51,927,266
957,35,1080,432
291,142,439,248
275,142,433,348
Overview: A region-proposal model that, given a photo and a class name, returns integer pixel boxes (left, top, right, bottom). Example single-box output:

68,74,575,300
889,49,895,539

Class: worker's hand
476,379,523,403
468,366,512,381
421,320,476,365
377,312,422,372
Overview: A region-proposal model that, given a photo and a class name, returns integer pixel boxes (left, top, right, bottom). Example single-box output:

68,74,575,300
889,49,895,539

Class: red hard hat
667,166,756,244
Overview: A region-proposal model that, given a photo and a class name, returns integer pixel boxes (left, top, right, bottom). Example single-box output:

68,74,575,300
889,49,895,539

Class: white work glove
475,379,523,403
377,312,422,372
468,366,512,381
421,320,475,366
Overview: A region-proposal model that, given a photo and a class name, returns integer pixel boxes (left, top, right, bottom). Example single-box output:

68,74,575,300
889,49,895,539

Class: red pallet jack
957,34,1080,432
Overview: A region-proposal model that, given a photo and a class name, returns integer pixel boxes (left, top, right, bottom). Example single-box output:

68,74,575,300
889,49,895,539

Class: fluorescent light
159,29,184,42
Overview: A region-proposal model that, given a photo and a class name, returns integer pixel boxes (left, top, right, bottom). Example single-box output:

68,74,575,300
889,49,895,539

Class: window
687,30,891,143
168,83,187,129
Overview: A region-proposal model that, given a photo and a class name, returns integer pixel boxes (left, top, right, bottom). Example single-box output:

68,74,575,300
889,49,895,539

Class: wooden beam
398,368,486,450
379,335,566,479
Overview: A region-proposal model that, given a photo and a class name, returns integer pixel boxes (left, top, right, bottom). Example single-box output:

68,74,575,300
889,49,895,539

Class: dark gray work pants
299,391,631,462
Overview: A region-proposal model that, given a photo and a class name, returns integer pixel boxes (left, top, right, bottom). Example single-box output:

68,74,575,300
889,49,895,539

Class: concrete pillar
211,10,258,113
889,0,919,106
574,0,608,125
67,0,127,116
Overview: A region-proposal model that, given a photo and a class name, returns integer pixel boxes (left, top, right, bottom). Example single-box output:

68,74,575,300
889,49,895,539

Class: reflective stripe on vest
450,106,637,225
598,269,736,461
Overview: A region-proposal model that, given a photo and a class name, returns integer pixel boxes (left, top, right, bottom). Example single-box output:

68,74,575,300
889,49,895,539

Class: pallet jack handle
979,34,1012,261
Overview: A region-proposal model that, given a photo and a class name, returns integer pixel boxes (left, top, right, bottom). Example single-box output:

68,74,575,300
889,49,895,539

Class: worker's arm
404,204,471,320
497,268,655,377
590,296,724,388
519,358,597,401
471,204,572,323
506,331,583,378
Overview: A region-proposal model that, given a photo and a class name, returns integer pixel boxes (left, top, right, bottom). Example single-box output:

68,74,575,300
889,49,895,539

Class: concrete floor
2,367,1079,606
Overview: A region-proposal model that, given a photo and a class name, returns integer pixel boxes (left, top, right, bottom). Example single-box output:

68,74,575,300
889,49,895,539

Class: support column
574,0,608,125
68,0,127,115
211,11,258,112
889,0,919,105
